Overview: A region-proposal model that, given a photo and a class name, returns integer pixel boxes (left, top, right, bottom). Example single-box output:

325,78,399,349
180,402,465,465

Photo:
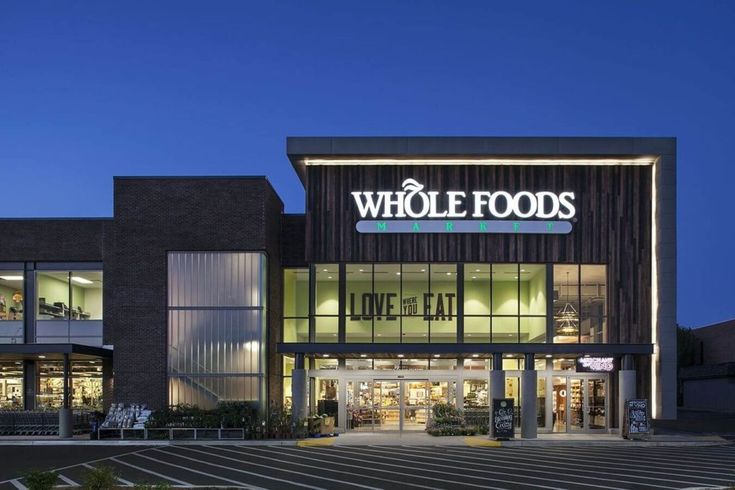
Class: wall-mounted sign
576,357,617,373
351,179,576,234
349,292,455,321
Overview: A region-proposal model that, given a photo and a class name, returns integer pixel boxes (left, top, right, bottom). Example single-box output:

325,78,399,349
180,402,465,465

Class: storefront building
0,137,676,436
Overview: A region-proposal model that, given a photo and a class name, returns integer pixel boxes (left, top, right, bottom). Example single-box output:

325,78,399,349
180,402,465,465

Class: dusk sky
1,1,734,327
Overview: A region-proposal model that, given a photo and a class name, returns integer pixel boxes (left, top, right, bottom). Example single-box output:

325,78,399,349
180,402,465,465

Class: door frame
550,373,609,433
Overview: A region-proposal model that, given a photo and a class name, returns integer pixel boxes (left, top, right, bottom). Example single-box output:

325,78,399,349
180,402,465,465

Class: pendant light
554,271,579,336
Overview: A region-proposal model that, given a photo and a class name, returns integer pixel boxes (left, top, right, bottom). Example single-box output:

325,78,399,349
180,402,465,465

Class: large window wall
167,252,267,409
0,273,24,344
36,270,103,346
283,263,607,345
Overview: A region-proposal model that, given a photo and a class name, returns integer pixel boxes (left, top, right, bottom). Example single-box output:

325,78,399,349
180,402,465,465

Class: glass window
429,357,456,370
401,264,428,342
581,265,607,343
520,317,546,343
312,358,338,370
36,271,103,321
346,265,372,342
168,252,266,408
463,357,489,370
0,361,23,409
463,379,488,408
315,265,339,315
283,318,308,343
430,264,457,342
0,272,24,321
537,377,546,428
37,360,103,411
492,316,518,343
464,316,490,343
553,265,580,343
553,358,576,371
492,264,518,315
520,265,546,315
315,316,338,343
345,358,373,370
464,264,490,315
374,359,400,370
37,272,71,320
284,269,309,318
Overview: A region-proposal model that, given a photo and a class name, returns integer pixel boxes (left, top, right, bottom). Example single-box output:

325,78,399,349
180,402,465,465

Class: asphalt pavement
0,443,734,489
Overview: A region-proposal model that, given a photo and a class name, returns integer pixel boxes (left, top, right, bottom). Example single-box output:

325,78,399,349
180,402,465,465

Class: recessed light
397,354,404,358
360,354,367,358
472,276,477,279
420,269,426,272
322,269,328,272
514,276,518,279
446,272,451,276
545,354,552,358
332,333,337,336
322,354,329,358
38,355,46,359
521,269,526,272
584,354,590,358
328,276,333,279
359,269,364,272
71,276,93,285
472,354,479,358
475,269,480,272
505,354,513,358
433,354,440,358
0,275,23,281
376,333,382,337
396,272,401,276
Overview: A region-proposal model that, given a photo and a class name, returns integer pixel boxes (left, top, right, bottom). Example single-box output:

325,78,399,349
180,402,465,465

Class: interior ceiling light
0,275,23,281
71,276,93,285
472,354,479,358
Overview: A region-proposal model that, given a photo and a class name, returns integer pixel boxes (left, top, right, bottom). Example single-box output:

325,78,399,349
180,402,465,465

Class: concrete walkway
0,432,728,447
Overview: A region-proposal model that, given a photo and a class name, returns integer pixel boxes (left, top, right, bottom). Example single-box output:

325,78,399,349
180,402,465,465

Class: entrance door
374,380,400,430
371,379,430,431
552,376,608,432
403,381,429,431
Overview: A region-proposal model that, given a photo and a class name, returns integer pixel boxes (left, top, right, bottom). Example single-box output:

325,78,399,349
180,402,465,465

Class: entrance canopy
0,343,112,361
277,342,653,358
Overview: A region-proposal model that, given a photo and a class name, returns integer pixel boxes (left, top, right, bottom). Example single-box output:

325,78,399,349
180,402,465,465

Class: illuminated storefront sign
349,292,455,321
351,178,576,234
576,357,617,373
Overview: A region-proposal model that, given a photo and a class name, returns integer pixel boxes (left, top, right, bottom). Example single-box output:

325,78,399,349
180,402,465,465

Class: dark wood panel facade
305,163,652,344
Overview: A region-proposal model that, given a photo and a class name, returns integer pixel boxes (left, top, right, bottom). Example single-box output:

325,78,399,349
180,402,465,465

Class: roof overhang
277,342,654,359
286,136,674,186
0,343,113,361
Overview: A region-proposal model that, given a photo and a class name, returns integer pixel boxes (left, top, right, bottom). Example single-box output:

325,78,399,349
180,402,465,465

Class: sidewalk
0,431,728,447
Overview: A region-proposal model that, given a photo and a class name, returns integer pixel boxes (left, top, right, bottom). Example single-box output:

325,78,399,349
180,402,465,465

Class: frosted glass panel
168,252,265,307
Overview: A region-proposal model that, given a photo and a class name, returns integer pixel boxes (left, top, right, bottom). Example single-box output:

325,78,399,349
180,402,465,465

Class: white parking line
282,446,566,490
151,447,325,490
57,474,79,487
346,445,682,489
82,463,135,487
110,456,192,486
132,452,265,490
171,446,380,490
399,445,734,485
206,445,442,490
527,445,735,466
9,480,27,490
454,446,735,478
513,448,735,470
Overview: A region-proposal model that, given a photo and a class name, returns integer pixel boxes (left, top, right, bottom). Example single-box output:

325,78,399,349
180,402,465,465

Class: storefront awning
0,343,112,361
277,342,653,358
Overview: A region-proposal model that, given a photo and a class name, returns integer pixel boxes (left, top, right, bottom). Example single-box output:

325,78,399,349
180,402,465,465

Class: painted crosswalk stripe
9,480,27,490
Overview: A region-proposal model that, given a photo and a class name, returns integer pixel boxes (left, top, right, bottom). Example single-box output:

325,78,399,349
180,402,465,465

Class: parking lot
0,443,734,489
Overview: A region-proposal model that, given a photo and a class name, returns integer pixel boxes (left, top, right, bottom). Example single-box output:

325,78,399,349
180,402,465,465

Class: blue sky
1,1,734,327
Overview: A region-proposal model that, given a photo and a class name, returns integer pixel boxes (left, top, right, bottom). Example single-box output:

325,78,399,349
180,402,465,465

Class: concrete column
337,376,347,432
23,360,36,411
489,354,505,402
521,354,538,439
59,354,73,438
291,354,308,423
618,355,637,432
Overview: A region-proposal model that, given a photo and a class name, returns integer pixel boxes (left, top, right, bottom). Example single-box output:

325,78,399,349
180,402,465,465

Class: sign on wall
351,178,576,234
576,357,618,373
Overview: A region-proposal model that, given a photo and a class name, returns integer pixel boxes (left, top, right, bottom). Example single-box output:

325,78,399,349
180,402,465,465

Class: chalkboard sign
623,399,649,439
492,398,514,440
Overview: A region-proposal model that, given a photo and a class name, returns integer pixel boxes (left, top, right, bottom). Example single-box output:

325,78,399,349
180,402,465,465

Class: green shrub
82,465,118,490
23,470,58,490
133,484,172,490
